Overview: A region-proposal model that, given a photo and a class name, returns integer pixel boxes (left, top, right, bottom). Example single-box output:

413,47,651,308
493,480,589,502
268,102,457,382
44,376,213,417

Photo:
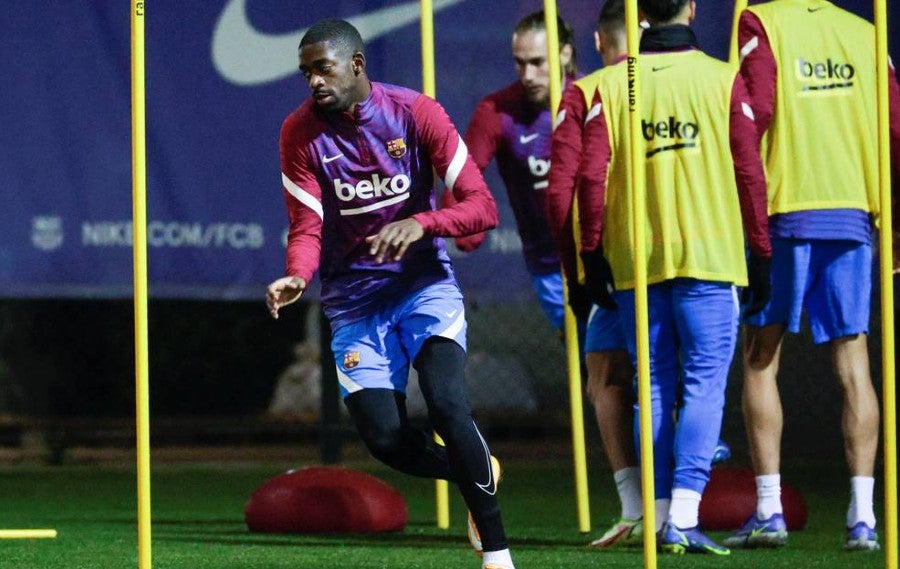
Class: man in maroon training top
265,19,516,569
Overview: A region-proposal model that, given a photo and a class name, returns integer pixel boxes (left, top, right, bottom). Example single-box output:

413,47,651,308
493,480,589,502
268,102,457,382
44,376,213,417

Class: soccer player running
546,0,642,548
724,0,900,551
266,20,516,569
446,10,580,332
578,0,772,555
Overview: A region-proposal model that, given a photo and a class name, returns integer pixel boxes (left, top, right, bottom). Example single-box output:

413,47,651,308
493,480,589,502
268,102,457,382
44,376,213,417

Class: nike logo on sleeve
212,0,466,86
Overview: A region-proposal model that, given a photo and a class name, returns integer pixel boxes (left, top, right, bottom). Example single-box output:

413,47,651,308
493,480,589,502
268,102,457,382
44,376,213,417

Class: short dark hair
598,0,626,34
638,0,690,23
514,11,578,77
299,19,364,57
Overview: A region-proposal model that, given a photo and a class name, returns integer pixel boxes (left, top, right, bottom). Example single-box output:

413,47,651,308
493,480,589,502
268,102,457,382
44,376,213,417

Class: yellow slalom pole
0,529,57,539
729,0,748,65
131,1,153,567
420,0,450,531
625,1,656,567
874,3,897,567
543,1,591,534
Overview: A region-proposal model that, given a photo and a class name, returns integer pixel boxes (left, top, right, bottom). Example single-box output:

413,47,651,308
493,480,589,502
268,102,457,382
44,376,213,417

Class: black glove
567,282,591,322
742,255,772,317
581,247,617,310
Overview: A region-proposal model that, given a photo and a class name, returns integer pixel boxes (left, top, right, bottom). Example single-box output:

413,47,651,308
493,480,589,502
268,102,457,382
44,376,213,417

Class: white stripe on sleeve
742,102,755,121
553,109,567,131
443,135,467,191
739,36,759,64
585,103,602,125
282,173,323,220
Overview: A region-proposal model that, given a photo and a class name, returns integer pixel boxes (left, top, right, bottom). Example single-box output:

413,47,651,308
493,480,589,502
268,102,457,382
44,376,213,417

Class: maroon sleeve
439,96,504,252
409,95,499,236
730,75,772,258
738,11,776,139
463,97,503,171
280,114,323,282
546,84,589,280
576,91,612,255
440,189,486,251
889,61,900,171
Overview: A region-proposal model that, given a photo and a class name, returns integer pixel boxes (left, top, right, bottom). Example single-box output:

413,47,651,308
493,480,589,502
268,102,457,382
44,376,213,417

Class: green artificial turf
0,456,889,568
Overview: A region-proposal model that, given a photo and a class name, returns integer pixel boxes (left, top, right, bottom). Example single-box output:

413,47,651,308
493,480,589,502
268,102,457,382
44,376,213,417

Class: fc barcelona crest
343,351,360,370
386,138,407,159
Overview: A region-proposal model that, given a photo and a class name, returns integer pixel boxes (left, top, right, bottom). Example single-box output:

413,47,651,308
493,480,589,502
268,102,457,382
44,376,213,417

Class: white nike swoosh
519,133,539,144
445,309,458,318
473,425,497,495
322,153,343,164
212,0,467,86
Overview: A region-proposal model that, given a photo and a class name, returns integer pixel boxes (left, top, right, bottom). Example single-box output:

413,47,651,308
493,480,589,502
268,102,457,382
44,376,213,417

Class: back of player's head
639,0,690,23
514,10,578,76
598,0,626,33
299,19,365,57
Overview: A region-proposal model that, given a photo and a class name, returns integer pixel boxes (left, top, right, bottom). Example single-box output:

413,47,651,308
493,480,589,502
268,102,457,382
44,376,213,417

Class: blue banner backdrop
0,1,894,299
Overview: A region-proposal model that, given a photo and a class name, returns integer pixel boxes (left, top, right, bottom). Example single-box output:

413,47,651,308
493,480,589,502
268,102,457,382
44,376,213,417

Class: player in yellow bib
577,0,772,555
725,0,900,552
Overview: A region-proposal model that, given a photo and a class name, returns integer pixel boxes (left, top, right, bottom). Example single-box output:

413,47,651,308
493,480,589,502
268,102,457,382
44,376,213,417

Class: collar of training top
639,24,700,52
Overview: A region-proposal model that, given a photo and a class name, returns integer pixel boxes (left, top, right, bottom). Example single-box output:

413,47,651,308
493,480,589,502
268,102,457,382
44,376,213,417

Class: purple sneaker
660,523,730,555
844,521,880,551
723,513,788,548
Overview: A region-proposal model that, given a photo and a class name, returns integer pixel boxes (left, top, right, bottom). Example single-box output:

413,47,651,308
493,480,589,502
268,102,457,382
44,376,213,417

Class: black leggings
344,337,507,551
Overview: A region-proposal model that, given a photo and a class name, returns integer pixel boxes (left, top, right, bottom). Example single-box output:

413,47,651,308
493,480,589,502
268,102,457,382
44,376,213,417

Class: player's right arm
268,113,323,319
575,90,616,309
546,82,590,283
737,10,776,140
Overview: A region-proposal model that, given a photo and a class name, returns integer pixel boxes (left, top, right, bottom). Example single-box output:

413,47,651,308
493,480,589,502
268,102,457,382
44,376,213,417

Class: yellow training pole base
0,529,58,539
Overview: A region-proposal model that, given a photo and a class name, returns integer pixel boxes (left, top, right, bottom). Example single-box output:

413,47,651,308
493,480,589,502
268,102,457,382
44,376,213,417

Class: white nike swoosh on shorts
212,0,466,86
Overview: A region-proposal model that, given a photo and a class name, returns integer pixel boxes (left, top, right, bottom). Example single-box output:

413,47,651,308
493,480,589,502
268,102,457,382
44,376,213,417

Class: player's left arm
410,95,499,236
442,96,505,252
366,96,499,263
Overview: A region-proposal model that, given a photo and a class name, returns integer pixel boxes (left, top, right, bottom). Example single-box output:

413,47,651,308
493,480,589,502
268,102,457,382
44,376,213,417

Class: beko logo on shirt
527,155,550,191
642,116,699,157
642,117,699,142
796,57,855,81
795,57,855,92
333,174,411,201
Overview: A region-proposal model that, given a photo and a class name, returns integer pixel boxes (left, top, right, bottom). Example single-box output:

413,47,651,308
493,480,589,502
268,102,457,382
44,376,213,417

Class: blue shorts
330,283,467,398
584,304,627,353
530,271,565,331
745,239,871,344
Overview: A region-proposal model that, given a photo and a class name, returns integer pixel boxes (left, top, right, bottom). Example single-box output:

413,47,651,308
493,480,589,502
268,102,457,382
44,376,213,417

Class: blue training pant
615,279,738,499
